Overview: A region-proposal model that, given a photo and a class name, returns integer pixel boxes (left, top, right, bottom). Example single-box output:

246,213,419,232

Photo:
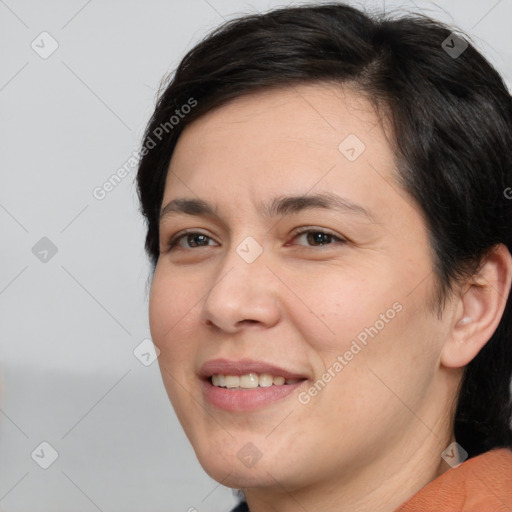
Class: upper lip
199,358,308,380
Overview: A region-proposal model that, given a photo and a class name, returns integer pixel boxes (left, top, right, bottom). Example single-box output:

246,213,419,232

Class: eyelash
165,227,347,251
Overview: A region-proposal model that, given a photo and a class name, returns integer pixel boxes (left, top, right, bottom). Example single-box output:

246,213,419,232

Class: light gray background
0,0,510,511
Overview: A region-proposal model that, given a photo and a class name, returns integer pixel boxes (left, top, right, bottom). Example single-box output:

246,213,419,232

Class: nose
201,242,281,333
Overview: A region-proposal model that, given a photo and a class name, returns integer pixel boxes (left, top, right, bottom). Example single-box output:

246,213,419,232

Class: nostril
237,319,258,326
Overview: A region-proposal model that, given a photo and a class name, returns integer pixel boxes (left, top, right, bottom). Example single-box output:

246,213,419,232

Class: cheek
148,267,202,425
285,261,400,358
319,292,440,424
292,261,438,412
148,266,200,362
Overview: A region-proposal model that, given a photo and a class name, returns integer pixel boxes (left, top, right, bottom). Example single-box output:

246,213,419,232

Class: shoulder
395,448,512,511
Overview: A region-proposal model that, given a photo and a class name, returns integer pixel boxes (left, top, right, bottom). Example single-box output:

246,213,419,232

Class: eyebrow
159,192,373,224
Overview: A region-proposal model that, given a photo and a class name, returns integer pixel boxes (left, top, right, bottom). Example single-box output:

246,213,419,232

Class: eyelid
291,226,346,240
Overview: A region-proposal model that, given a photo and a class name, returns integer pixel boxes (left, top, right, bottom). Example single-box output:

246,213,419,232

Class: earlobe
440,244,512,369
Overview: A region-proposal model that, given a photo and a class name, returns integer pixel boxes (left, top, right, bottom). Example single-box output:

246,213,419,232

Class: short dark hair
136,2,512,458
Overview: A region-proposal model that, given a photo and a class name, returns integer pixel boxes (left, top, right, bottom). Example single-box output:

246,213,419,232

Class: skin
148,83,512,512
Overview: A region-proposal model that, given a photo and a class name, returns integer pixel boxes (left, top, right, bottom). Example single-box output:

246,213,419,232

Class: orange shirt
395,448,512,511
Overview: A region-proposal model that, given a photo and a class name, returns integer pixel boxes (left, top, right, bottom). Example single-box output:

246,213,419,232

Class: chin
199,456,280,489
190,435,277,486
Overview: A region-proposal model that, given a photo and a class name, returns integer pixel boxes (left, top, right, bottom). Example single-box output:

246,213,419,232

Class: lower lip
201,378,306,411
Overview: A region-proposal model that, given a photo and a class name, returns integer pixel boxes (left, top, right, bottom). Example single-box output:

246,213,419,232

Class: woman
136,3,512,511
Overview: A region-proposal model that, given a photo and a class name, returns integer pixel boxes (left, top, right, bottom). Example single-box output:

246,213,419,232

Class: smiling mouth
209,373,305,389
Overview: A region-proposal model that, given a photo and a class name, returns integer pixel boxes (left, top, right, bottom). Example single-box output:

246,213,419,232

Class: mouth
209,373,304,389
199,358,308,411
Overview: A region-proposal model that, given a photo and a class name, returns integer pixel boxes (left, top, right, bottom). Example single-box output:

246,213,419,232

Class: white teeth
239,373,259,388
210,373,302,389
224,375,240,388
259,374,274,387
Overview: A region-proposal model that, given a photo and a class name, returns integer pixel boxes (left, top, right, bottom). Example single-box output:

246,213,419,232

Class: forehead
163,83,412,223
172,83,384,161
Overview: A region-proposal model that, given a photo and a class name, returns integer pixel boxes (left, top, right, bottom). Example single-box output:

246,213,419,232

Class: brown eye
291,228,347,247
167,231,217,251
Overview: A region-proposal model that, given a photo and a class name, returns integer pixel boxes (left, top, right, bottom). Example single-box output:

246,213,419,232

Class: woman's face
149,84,455,491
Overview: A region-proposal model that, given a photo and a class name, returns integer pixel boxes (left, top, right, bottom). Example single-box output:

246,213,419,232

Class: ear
441,244,512,368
